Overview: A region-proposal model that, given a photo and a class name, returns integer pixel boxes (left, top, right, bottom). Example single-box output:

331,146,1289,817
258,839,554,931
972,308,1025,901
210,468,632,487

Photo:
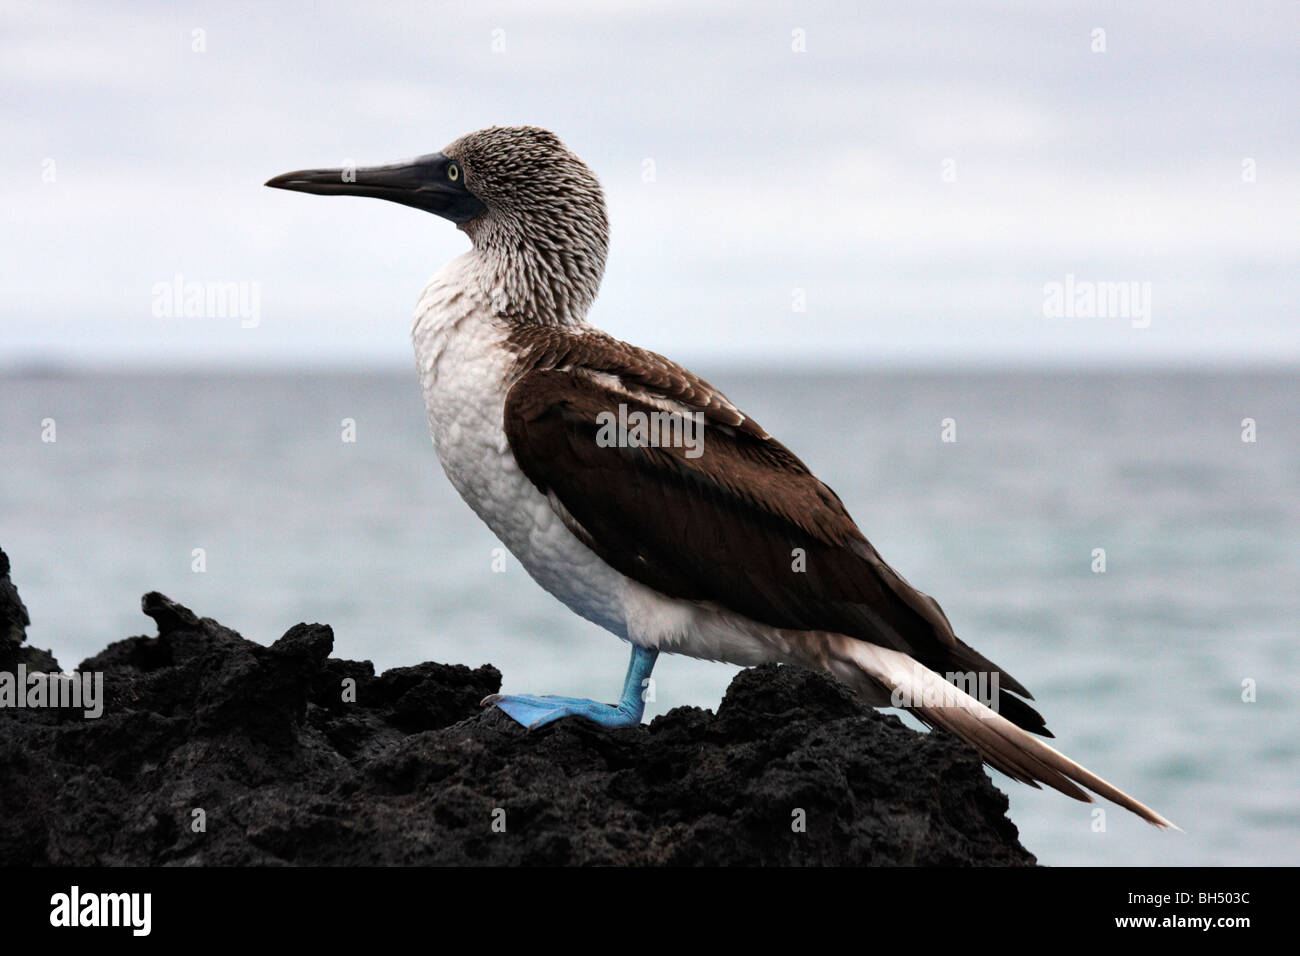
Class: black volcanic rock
0,548,58,673
0,556,1035,866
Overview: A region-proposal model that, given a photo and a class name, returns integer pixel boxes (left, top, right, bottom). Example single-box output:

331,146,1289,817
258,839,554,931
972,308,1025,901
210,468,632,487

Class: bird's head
267,126,609,324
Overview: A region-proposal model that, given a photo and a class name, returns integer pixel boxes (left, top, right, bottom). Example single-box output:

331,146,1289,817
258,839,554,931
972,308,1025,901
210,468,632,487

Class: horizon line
3,355,1297,378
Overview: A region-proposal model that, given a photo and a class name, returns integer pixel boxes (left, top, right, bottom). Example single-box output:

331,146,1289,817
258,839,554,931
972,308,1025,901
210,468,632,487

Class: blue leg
482,644,659,729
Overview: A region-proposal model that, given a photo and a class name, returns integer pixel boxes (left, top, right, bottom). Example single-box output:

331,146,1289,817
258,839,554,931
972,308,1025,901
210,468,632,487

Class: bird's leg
481,644,659,730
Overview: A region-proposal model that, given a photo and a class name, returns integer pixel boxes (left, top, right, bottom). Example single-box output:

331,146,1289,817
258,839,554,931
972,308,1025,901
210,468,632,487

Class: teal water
2,367,1296,865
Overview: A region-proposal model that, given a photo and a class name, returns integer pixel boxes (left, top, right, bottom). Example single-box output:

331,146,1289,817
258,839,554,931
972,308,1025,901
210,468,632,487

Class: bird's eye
447,163,460,182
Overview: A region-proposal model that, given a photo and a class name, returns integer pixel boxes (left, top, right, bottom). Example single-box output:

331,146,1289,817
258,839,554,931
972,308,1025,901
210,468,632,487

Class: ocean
2,366,1296,866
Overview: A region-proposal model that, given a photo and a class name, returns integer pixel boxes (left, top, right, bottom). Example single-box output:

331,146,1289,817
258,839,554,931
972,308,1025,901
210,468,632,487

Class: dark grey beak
265,152,484,224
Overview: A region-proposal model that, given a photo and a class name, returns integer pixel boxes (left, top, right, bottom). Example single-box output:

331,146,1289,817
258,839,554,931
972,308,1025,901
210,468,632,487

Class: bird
267,125,1175,828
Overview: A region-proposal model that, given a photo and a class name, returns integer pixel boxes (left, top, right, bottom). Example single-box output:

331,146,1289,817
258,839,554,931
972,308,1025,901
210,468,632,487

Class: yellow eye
448,163,460,182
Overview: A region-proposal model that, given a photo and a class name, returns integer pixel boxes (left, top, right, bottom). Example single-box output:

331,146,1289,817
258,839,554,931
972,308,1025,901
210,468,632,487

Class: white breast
410,254,633,639
409,252,796,669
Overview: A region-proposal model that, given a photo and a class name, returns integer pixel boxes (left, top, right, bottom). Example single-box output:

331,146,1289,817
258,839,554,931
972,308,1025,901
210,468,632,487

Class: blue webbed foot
480,693,639,729
481,644,660,730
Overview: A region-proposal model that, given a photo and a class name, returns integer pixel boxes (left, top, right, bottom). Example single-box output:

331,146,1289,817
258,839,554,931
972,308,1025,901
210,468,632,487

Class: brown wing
503,335,1049,735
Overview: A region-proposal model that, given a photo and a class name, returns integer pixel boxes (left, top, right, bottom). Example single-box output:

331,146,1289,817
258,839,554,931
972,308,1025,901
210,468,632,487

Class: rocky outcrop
0,548,55,673
0,548,1034,865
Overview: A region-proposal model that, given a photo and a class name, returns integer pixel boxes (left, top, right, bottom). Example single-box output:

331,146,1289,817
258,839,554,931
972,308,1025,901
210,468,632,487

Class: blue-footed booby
267,126,1175,828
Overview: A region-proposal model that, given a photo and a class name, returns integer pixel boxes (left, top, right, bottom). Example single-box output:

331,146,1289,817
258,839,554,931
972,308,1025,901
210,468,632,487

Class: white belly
408,255,802,668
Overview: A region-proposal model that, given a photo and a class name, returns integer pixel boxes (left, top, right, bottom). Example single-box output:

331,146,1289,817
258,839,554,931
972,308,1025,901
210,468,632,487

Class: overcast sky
3,0,1296,369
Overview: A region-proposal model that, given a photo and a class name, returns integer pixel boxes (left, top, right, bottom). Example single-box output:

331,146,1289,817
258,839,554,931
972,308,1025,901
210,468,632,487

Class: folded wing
502,331,1050,735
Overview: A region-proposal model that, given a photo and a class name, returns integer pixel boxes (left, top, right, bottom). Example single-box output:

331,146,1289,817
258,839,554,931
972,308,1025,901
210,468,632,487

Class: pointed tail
843,642,1179,829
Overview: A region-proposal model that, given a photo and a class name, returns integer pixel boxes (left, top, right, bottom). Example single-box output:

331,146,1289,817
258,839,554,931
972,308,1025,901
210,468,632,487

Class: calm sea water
1,367,1296,866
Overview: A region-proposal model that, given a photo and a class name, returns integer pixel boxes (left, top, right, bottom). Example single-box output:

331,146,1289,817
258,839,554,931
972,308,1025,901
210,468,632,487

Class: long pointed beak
265,153,484,223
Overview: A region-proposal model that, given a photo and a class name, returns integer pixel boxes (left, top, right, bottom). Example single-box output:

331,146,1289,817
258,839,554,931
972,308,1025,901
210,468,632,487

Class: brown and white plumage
501,324,1174,827
268,125,1176,829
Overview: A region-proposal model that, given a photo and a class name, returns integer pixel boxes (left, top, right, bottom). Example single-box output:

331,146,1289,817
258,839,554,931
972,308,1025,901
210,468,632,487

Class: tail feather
846,642,1179,830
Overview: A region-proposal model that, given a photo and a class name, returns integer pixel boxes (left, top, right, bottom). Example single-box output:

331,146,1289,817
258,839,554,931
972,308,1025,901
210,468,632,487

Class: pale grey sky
3,0,1297,368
